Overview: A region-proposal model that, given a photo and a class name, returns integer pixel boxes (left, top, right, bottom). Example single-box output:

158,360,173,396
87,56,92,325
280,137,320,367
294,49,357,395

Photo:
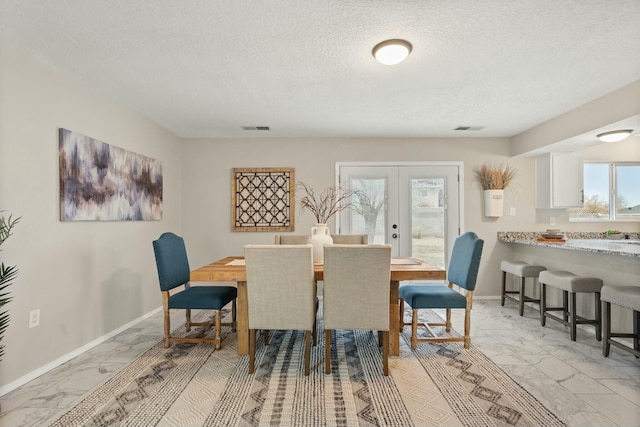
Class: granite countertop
498,231,640,258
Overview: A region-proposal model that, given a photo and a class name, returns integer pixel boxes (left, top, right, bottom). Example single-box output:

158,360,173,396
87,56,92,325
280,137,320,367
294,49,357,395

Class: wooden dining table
190,256,446,356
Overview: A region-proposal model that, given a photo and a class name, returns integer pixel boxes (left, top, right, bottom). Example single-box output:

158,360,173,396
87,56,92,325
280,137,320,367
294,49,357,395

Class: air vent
242,126,270,131
454,126,485,131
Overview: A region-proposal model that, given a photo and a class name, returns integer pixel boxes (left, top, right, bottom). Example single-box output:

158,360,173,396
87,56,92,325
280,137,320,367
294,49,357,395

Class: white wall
0,37,183,390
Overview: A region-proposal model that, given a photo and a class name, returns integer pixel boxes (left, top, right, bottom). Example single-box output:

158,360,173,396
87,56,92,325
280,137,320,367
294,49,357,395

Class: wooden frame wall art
231,167,295,231
59,128,163,221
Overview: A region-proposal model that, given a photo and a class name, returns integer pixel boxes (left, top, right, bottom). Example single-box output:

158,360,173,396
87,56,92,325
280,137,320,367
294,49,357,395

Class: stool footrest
608,339,640,358
544,312,600,327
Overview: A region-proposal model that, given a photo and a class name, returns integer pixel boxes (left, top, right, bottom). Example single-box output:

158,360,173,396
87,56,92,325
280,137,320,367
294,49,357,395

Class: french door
337,163,462,269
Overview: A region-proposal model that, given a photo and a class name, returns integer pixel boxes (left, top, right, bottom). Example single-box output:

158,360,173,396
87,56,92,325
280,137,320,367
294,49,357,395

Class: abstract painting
59,128,162,221
231,167,294,231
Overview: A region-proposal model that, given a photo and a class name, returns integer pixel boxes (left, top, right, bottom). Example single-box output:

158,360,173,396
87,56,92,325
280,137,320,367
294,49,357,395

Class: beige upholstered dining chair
244,244,317,375
323,244,392,375
330,234,368,244
274,234,309,245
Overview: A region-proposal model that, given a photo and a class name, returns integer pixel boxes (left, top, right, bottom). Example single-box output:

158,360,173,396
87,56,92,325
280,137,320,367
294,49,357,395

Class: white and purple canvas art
59,128,163,221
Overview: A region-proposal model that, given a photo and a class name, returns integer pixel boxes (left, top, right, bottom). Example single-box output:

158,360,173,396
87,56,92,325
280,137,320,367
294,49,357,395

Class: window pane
571,163,609,219
410,178,445,269
349,178,387,244
616,165,640,218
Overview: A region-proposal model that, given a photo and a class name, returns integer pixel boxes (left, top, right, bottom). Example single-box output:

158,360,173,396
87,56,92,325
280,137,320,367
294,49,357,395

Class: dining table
190,256,446,356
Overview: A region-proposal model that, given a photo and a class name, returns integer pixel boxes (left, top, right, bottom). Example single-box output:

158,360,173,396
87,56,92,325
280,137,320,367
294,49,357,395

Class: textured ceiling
1,0,639,139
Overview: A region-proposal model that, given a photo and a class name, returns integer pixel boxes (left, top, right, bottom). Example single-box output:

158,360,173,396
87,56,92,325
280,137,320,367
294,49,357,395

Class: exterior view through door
337,163,462,270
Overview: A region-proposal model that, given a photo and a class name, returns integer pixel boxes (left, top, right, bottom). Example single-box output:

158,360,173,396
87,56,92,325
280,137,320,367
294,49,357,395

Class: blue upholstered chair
399,231,484,349
153,232,237,349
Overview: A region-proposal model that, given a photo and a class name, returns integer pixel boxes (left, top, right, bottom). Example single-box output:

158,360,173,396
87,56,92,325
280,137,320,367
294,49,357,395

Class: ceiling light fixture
372,39,412,65
596,129,634,143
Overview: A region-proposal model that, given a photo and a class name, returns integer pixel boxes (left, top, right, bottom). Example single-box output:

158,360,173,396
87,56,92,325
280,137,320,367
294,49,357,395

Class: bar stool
539,270,603,341
501,260,547,316
601,285,640,358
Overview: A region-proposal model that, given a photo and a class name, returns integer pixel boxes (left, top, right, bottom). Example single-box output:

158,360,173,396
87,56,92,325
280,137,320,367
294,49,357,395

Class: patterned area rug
50,310,565,427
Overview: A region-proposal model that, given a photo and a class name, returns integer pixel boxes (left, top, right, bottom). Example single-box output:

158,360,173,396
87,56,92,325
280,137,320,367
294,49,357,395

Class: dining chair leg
185,308,191,332
325,330,332,374
445,308,452,332
232,299,237,332
382,330,389,376
249,329,256,374
304,331,311,376
215,310,222,350
162,293,171,349
411,309,418,350
263,330,270,345
399,299,405,332
464,292,473,348
312,318,317,346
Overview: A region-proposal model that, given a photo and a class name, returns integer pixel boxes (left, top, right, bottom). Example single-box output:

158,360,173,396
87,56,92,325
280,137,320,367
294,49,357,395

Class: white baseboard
0,306,162,397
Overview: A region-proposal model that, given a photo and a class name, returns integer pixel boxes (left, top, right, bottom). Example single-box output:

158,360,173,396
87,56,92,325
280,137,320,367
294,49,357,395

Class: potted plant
0,211,19,412
296,181,356,262
1,212,20,356
474,162,516,217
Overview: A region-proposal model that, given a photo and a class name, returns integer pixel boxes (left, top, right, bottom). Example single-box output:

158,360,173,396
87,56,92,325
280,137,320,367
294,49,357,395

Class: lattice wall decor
231,168,295,231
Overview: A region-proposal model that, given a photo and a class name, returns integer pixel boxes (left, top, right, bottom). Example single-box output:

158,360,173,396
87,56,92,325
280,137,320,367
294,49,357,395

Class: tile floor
0,300,639,426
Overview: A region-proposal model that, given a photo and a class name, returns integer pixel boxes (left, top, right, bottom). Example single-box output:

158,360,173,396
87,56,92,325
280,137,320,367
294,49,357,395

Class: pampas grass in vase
474,162,517,190
474,162,516,217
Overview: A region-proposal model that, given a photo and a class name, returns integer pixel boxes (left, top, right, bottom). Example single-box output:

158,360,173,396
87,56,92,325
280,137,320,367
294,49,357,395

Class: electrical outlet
509,207,516,216
29,309,40,328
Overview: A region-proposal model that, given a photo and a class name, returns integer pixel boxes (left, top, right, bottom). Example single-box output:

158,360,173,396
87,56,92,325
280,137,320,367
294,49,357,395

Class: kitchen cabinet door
535,152,583,209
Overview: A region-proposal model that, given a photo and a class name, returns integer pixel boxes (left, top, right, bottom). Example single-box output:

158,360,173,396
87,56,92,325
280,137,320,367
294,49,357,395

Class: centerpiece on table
474,162,517,217
297,181,356,262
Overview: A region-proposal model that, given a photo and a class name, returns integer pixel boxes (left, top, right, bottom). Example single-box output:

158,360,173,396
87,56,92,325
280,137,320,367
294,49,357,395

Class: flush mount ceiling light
596,129,633,143
372,39,412,65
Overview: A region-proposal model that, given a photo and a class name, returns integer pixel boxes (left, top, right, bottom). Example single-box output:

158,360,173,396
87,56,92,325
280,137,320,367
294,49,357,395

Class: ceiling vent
454,126,485,131
242,126,270,131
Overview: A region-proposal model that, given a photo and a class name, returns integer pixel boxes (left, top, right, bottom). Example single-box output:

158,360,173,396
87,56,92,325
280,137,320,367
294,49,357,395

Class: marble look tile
0,406,61,427
577,393,640,427
598,379,640,406
559,372,616,394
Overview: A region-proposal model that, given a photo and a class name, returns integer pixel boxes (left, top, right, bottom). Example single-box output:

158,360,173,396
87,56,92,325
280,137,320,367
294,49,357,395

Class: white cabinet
535,152,583,209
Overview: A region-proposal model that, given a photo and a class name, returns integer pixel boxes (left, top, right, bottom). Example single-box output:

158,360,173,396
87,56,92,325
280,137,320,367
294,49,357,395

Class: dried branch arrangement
297,181,356,224
474,162,517,190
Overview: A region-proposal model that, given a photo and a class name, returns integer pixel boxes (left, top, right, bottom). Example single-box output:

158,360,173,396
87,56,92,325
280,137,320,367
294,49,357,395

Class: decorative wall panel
231,168,294,231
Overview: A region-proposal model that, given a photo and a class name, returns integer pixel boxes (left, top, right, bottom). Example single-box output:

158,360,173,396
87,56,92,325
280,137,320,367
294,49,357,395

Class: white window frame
569,161,640,222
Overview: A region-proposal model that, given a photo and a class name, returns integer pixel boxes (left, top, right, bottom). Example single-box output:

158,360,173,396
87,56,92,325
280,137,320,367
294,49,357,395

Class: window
570,162,640,221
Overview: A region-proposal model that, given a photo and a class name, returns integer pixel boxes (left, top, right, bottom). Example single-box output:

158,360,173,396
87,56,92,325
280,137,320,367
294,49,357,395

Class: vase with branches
297,181,358,262
0,211,20,364
297,181,357,225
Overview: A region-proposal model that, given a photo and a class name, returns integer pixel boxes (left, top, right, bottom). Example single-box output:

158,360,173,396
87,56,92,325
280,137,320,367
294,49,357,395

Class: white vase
308,223,333,263
484,189,504,217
